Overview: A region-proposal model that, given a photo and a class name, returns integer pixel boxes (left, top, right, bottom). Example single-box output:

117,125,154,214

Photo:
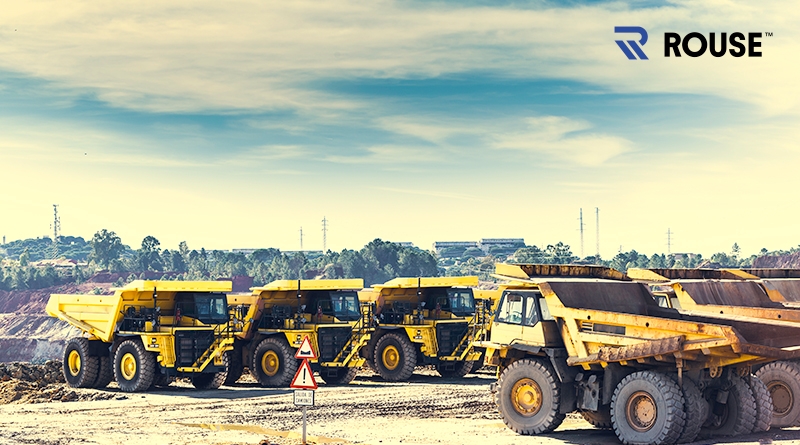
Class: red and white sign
295,336,318,359
290,359,318,390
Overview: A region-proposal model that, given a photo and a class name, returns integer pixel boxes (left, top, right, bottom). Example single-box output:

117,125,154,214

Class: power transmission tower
299,227,304,251
667,228,672,254
595,207,600,257
579,208,584,258
322,217,328,252
50,204,61,259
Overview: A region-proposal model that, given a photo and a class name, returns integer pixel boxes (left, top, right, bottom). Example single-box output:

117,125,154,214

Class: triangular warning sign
295,336,318,359
290,359,318,389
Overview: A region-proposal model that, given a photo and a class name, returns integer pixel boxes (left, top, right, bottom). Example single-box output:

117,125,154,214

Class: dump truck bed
46,280,233,343
540,280,800,369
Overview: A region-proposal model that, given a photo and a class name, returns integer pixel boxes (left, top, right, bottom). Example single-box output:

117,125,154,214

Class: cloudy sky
1,0,798,257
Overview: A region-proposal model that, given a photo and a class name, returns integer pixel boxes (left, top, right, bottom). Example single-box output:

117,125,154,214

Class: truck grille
436,322,468,356
317,327,352,362
175,330,215,366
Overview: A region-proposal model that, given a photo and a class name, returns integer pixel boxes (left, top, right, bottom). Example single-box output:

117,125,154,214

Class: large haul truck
480,264,800,444
627,267,800,427
46,280,234,392
359,276,488,381
227,279,372,386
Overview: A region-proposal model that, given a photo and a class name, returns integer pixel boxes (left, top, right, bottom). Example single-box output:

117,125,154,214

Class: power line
667,228,673,254
299,227,304,251
579,208,584,258
50,204,61,259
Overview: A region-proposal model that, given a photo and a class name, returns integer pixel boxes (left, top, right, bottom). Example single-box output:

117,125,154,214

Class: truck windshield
330,291,361,321
447,289,475,317
193,294,229,325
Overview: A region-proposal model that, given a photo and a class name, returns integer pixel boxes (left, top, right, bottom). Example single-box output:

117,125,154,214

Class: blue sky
1,0,799,258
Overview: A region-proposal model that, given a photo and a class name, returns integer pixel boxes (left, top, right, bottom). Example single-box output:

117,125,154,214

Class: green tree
138,235,163,271
90,229,125,270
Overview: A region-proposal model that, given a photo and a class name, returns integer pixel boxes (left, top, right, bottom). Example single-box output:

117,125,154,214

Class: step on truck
46,280,235,392
480,264,800,444
359,276,488,381
628,267,800,427
227,279,372,387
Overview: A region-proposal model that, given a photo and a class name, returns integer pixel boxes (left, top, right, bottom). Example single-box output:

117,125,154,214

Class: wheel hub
382,345,400,371
511,378,543,417
67,350,81,377
768,380,794,417
120,352,137,381
626,391,657,432
262,350,280,377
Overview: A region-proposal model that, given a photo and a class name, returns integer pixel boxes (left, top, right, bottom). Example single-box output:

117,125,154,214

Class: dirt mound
753,253,800,268
0,282,113,314
0,361,114,405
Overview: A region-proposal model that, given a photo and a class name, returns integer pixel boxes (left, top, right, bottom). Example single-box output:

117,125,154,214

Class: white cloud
0,1,797,114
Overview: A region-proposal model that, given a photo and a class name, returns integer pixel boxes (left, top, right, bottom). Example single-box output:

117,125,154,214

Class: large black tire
748,375,774,433
113,339,156,392
223,344,244,386
437,360,474,379
92,355,114,389
251,337,298,387
372,333,416,381
495,358,566,435
755,360,800,427
319,367,358,385
611,370,685,445
581,405,612,429
675,377,707,444
699,375,756,438
62,338,99,388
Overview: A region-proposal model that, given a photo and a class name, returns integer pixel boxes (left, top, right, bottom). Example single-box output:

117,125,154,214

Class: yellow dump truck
46,280,234,392
359,276,488,381
481,264,800,444
628,267,800,427
227,279,372,386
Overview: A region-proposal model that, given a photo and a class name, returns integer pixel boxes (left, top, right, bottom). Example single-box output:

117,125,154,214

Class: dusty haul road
2,370,800,445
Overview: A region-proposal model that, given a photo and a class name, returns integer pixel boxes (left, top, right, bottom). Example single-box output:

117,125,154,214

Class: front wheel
495,358,565,435
113,339,156,392
192,353,229,390
755,360,800,427
223,343,244,386
610,370,685,445
372,333,416,381
251,337,298,387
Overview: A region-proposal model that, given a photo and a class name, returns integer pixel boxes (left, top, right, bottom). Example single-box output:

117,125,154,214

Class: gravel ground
2,368,800,445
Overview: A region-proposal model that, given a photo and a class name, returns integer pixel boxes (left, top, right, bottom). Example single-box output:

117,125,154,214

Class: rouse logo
665,32,763,57
615,26,649,60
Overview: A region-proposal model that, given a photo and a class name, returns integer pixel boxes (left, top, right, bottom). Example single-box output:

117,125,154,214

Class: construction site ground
1,367,800,445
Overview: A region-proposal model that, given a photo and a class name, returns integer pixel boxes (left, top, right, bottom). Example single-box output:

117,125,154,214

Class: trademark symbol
766,32,773,37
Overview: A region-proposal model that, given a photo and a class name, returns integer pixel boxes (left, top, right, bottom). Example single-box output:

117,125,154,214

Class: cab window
496,292,524,324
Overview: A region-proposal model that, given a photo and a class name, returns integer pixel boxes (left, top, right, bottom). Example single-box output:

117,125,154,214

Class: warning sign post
291,337,318,445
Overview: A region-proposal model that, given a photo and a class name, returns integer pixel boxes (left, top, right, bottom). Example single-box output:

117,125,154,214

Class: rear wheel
372,333,416,381
610,370,685,445
675,377,707,443
699,375,756,438
251,337,298,387
92,355,114,389
151,371,172,388
113,339,156,392
319,367,358,385
495,358,565,434
62,338,99,388
755,360,800,427
436,360,474,378
747,375,774,433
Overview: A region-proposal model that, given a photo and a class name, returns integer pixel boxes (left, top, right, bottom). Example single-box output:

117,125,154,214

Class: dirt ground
2,367,800,445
